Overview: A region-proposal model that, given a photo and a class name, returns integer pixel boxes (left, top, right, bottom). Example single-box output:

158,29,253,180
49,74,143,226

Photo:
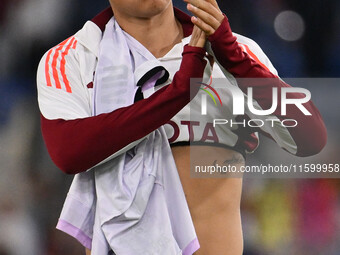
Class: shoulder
39,20,102,71
37,35,80,95
36,20,103,120
37,20,102,91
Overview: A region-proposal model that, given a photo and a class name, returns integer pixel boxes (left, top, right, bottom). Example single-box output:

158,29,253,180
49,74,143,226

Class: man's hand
184,0,224,36
188,25,206,48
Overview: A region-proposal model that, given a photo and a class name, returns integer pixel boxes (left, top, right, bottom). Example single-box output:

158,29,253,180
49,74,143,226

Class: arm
38,44,207,174
185,0,327,156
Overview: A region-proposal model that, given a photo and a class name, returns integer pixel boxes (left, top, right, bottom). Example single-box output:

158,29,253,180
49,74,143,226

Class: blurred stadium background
0,0,339,254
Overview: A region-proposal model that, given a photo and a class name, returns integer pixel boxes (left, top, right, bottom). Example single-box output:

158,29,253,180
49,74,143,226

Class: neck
111,5,183,58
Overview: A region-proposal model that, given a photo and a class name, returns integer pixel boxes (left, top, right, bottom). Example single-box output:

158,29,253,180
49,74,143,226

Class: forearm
208,16,327,156
41,45,207,174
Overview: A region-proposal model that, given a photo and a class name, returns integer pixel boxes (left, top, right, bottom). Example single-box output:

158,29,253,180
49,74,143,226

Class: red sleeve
208,16,327,156
41,45,207,174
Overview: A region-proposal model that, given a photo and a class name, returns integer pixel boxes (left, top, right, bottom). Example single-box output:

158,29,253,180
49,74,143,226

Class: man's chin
136,0,172,19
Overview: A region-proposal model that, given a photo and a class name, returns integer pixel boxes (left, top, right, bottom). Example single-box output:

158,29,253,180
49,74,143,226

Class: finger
189,25,206,47
184,0,224,23
185,0,220,17
205,0,220,11
188,3,221,30
190,26,200,42
196,26,207,44
195,27,207,48
191,16,215,36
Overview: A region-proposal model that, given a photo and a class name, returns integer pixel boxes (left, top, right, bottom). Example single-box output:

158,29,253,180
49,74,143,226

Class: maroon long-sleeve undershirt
42,16,327,175
208,16,327,156
41,46,207,174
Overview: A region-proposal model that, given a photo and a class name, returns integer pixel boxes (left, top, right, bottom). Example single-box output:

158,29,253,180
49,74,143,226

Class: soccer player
37,0,326,254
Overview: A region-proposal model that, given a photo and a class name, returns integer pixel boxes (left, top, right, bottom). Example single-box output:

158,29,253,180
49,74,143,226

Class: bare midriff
171,145,245,255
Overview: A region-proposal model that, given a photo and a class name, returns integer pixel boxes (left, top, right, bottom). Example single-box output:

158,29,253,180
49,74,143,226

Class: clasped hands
187,0,225,47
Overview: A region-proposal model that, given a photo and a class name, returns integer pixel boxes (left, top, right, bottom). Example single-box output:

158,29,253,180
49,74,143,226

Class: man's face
109,0,172,19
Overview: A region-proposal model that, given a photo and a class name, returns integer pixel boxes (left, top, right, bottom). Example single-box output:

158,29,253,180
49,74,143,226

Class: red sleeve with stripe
41,45,207,174
208,15,327,156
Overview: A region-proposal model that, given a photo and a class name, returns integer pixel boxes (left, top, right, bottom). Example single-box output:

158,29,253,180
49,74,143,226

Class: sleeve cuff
182,45,206,57
207,14,232,43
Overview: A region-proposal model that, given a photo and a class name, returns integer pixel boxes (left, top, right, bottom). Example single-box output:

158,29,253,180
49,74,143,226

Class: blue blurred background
0,0,339,254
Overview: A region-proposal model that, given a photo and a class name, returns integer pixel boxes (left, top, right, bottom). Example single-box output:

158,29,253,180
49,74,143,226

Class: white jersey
37,9,300,160
36,7,326,251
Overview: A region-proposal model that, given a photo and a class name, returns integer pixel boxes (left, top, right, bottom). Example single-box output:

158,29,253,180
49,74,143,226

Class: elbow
41,115,88,174
50,148,86,175
42,131,88,174
295,122,327,157
58,166,78,175
56,162,81,175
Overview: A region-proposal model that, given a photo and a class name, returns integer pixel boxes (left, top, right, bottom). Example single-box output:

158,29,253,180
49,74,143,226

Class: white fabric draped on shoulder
56,17,199,255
